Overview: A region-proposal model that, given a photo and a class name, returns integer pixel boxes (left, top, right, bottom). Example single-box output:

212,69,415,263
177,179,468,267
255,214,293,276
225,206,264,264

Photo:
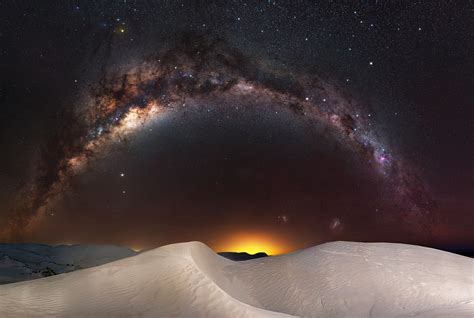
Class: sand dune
0,241,472,317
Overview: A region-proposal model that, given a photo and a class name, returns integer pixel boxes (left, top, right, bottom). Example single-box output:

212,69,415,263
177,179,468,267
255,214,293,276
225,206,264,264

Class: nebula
1,35,435,241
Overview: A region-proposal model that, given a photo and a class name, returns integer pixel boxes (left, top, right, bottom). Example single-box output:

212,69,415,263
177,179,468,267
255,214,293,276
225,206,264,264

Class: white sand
0,241,472,317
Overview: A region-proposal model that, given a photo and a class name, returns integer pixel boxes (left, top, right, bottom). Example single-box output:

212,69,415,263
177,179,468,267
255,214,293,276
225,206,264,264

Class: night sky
0,1,472,253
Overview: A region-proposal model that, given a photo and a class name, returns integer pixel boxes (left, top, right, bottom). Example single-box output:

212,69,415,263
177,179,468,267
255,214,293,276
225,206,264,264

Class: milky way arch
1,35,434,241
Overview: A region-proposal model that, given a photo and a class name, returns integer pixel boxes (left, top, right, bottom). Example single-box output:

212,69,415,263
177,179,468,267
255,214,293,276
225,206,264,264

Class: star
329,218,342,232
277,215,288,223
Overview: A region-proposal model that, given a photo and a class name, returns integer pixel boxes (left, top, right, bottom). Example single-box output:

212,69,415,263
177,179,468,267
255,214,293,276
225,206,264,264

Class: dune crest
0,241,472,317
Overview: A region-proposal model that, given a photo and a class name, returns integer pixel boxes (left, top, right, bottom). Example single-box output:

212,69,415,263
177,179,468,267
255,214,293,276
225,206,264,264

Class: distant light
130,245,143,252
213,232,292,255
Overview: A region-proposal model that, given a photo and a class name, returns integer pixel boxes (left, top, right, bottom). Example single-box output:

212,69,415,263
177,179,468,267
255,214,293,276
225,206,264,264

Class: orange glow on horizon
213,232,292,255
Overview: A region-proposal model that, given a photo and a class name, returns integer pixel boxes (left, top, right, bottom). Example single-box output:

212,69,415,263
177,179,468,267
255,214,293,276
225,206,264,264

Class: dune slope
0,241,472,317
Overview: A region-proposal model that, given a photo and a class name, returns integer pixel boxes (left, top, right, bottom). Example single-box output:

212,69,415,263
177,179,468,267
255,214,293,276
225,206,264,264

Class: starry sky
0,1,472,253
